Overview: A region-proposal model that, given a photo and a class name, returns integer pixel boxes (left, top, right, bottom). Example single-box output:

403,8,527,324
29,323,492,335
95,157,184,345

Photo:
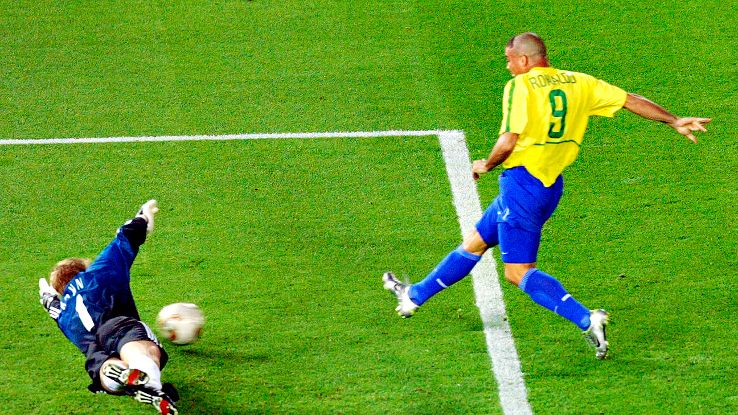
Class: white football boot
131,385,179,415
382,272,419,318
583,309,609,360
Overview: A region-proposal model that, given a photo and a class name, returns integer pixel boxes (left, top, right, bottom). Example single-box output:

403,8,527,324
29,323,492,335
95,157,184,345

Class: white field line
0,130,446,145
438,131,532,415
3,129,531,414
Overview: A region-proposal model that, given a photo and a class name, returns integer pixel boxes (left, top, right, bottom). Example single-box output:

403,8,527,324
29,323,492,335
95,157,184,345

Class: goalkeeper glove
39,278,61,320
136,199,159,234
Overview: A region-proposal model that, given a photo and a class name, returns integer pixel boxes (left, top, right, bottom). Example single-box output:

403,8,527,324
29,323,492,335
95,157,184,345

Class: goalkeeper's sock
126,355,162,391
409,246,481,305
519,268,591,330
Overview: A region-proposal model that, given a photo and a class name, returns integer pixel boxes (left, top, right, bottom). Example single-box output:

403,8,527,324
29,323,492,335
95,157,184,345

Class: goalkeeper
39,200,178,415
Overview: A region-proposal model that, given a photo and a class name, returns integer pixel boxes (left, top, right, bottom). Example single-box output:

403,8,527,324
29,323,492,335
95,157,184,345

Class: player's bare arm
623,93,711,143
472,132,519,180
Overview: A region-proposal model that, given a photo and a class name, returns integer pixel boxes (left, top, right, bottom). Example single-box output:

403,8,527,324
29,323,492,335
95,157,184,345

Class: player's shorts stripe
141,321,161,346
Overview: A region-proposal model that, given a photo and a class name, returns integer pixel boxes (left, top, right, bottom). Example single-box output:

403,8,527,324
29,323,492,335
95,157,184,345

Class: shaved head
507,32,547,59
504,32,549,75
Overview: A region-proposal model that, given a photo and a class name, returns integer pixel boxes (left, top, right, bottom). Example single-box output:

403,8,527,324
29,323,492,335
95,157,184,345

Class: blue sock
409,246,481,306
519,269,591,330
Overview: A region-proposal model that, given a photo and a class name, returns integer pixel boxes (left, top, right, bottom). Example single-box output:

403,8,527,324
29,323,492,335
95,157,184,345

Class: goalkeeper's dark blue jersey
55,228,141,354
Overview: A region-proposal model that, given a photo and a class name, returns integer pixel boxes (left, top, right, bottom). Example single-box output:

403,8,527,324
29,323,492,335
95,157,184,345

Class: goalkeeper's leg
95,317,170,392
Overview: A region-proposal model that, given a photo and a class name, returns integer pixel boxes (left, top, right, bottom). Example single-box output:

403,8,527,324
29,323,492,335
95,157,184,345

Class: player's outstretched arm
623,93,711,143
136,199,159,234
86,200,161,276
120,199,159,249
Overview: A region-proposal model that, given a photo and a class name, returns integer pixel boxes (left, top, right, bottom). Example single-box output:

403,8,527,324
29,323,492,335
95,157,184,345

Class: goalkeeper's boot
101,359,150,389
583,309,609,360
131,385,179,415
161,383,180,403
382,272,419,318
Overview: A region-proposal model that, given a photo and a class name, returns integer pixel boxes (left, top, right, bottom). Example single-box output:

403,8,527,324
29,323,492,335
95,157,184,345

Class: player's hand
136,199,159,234
472,160,490,181
39,278,61,320
670,117,711,144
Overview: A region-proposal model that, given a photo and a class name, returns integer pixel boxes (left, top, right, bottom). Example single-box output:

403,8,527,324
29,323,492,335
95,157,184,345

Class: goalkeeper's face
50,258,90,294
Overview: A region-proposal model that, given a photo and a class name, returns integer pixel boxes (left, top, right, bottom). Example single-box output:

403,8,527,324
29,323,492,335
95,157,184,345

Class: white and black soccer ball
156,303,205,345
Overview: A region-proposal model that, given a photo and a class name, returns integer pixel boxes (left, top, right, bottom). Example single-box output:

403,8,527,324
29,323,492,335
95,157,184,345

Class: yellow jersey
499,66,627,186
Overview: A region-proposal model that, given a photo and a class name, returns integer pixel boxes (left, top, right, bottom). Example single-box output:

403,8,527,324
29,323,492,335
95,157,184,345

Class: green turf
1,1,735,414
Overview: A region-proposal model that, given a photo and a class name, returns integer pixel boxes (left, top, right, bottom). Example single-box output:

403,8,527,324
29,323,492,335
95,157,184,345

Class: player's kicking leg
382,232,486,318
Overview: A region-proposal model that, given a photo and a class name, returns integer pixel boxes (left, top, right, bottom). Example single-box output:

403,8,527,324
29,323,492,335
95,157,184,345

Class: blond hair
50,258,91,294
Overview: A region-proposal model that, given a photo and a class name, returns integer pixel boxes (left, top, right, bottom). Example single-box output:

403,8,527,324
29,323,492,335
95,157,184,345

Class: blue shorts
475,167,563,263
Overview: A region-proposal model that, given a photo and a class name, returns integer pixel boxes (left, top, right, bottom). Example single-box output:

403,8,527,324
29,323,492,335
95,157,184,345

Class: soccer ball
156,303,205,345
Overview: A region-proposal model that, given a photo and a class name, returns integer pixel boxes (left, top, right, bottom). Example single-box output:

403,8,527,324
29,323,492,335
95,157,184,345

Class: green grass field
1,1,736,414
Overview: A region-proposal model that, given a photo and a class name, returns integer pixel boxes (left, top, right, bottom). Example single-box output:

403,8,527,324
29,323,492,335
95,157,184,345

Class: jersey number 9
548,89,567,138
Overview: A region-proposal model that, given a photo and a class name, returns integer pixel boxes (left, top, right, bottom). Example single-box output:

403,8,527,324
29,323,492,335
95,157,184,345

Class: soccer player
383,32,711,359
39,200,179,414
